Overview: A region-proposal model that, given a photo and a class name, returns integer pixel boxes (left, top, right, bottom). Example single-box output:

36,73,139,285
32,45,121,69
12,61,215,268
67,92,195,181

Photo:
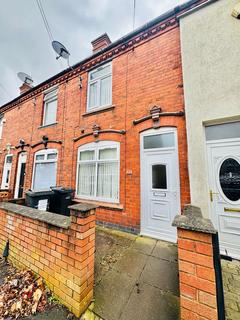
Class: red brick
178,230,212,244
196,265,215,282
198,291,217,308
181,308,200,320
181,297,217,320
178,249,213,268
180,283,197,300
178,238,196,252
180,272,216,295
195,242,213,256
179,260,196,275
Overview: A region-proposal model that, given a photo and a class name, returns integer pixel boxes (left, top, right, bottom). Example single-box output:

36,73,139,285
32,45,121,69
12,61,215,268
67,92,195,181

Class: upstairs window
87,62,112,111
76,141,119,203
42,88,58,126
32,149,58,191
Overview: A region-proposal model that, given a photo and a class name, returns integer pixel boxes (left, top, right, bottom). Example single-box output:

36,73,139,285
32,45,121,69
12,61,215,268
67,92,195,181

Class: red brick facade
0,8,193,233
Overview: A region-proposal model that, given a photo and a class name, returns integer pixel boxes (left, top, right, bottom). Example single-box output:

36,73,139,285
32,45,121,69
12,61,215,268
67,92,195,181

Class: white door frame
1,154,13,190
140,127,181,242
14,152,27,198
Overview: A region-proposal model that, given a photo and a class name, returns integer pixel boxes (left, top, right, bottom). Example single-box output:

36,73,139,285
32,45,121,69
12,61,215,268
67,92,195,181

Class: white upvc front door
207,139,240,259
140,128,181,242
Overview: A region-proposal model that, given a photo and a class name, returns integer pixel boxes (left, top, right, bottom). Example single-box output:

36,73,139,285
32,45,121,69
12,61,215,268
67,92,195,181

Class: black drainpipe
3,239,9,260
212,233,225,320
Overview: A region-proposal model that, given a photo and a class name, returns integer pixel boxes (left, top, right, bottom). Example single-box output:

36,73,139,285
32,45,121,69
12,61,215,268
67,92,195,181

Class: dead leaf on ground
0,258,53,319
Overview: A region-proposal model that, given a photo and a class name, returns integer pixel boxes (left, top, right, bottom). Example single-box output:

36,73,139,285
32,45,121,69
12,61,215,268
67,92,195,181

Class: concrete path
90,227,180,320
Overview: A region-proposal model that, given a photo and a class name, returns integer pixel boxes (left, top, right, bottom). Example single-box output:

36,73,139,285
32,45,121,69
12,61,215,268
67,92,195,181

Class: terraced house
0,0,207,242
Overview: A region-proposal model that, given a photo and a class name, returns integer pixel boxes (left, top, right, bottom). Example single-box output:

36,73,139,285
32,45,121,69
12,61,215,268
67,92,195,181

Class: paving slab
113,248,148,278
131,236,157,254
94,269,136,320
119,282,179,320
152,240,178,263
140,256,179,295
95,228,135,285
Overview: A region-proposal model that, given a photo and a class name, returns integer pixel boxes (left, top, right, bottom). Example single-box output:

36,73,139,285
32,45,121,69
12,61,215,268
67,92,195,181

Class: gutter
177,0,219,19
0,0,202,111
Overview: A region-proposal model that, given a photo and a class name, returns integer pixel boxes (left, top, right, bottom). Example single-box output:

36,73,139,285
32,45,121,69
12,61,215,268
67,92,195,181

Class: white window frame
42,88,58,126
76,141,120,203
0,115,4,139
87,62,112,111
1,154,13,190
32,149,58,191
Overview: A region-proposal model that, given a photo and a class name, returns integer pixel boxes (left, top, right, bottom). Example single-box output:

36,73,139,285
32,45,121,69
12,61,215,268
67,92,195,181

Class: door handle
224,207,240,213
209,190,218,202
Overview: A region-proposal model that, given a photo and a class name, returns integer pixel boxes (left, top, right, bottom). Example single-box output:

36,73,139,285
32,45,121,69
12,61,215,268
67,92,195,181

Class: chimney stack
91,33,111,54
19,82,33,95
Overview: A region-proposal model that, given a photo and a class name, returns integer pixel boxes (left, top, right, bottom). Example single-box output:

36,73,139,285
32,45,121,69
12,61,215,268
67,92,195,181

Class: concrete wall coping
69,203,98,214
0,202,71,229
172,204,217,234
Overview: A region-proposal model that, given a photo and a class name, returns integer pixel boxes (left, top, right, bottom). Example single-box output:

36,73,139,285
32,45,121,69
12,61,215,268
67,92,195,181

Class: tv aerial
17,72,34,85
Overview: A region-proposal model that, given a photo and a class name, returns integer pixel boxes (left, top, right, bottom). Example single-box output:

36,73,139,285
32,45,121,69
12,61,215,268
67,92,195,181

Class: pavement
88,226,180,320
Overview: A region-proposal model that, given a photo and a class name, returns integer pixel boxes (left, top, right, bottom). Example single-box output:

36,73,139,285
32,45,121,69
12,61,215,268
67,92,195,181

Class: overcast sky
0,0,186,105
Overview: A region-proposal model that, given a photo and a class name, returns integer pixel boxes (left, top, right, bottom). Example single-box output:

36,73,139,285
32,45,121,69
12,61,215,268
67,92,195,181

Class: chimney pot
91,33,111,54
19,82,33,95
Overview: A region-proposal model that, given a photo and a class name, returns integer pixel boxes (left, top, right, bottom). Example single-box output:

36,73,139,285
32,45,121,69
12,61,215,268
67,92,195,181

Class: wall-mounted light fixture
232,2,240,19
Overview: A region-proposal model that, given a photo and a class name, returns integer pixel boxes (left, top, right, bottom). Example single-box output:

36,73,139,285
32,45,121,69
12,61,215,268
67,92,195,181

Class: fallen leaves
0,261,50,319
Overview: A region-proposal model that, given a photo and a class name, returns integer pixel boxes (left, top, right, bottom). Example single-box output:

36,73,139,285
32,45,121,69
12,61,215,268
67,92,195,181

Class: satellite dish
17,72,33,85
52,40,70,60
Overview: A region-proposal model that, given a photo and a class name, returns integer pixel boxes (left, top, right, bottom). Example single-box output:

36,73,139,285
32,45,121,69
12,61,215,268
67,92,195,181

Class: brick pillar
68,203,97,317
173,205,225,320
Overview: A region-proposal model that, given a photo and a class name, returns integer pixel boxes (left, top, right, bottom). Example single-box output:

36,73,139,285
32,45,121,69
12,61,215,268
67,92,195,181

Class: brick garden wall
0,202,96,317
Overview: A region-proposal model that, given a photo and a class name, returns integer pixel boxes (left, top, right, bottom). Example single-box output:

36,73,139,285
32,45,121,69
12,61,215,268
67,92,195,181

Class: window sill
73,198,123,211
82,105,115,117
38,122,58,129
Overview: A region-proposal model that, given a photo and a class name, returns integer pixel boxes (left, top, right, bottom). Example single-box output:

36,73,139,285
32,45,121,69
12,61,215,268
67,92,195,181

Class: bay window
87,62,112,111
32,149,58,191
76,141,119,203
